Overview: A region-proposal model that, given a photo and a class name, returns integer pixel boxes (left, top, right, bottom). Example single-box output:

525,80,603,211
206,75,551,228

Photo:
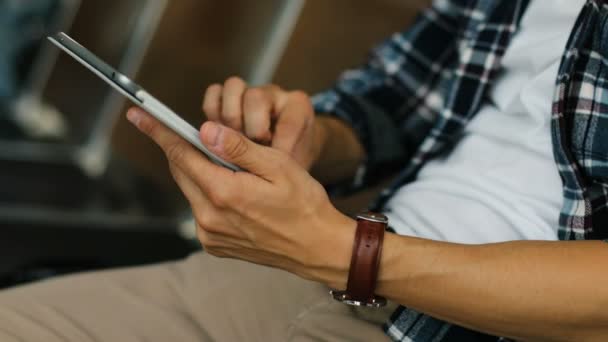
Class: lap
0,252,392,341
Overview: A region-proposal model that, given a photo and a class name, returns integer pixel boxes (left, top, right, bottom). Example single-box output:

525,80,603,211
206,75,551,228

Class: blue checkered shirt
312,0,608,340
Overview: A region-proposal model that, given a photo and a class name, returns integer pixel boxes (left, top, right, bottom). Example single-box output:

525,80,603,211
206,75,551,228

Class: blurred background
0,0,428,288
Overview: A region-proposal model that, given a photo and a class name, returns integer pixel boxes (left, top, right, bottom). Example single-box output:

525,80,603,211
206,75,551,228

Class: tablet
47,32,242,172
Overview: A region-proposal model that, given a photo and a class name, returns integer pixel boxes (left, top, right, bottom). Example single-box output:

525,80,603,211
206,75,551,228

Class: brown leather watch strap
331,212,387,307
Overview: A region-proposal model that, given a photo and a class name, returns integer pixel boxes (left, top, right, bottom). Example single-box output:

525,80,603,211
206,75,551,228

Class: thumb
200,121,280,180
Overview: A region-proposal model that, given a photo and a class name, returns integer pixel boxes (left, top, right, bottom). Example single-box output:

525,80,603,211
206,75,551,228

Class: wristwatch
330,212,387,307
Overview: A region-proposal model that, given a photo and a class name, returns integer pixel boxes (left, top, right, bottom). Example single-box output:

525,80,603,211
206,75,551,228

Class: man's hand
202,77,326,171
127,107,354,289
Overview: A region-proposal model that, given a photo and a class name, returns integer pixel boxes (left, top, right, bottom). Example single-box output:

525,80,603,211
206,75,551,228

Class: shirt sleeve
312,0,464,190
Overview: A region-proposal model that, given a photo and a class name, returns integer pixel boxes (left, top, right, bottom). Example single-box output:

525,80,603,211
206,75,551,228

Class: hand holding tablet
48,32,242,172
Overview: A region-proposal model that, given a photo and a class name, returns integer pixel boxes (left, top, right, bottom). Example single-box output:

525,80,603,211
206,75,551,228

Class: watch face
357,212,388,224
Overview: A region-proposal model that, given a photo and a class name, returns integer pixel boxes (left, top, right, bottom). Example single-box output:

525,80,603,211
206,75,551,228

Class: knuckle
251,130,270,142
204,104,218,118
206,247,225,258
197,215,213,230
221,110,243,129
196,225,211,245
288,90,310,103
204,106,219,120
225,136,249,160
136,114,156,135
205,237,222,250
224,76,246,89
165,141,187,164
244,87,268,104
203,85,222,113
203,242,220,255
198,213,221,233
274,150,297,175
222,108,241,122
276,118,298,134
275,150,291,169
264,83,283,93
208,188,231,209
197,227,225,256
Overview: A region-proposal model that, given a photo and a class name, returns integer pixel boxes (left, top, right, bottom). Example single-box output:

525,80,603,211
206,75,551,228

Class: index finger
127,107,238,197
271,93,311,154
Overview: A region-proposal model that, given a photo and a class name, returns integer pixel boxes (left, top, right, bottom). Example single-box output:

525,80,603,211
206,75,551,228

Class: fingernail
127,109,142,126
203,122,221,146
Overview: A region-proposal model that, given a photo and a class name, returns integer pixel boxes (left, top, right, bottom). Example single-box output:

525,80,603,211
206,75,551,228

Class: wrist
303,210,356,289
330,212,388,307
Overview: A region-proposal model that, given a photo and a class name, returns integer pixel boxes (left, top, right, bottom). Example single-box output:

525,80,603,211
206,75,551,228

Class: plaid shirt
312,0,608,340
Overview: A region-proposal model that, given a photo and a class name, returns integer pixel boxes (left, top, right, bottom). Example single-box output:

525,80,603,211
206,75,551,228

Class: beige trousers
0,252,394,341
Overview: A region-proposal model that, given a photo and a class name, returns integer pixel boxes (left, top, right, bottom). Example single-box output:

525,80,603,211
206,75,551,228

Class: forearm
310,116,365,185
376,235,608,341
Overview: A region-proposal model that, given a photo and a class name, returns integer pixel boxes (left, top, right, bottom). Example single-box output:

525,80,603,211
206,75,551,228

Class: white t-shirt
384,0,586,244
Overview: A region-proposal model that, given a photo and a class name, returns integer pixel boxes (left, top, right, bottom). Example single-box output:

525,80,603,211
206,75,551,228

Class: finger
243,87,273,144
221,77,247,130
127,107,199,166
200,121,283,181
202,83,223,121
127,107,235,196
272,91,312,153
195,216,250,247
171,166,249,242
196,227,238,255
170,165,230,232
169,163,208,209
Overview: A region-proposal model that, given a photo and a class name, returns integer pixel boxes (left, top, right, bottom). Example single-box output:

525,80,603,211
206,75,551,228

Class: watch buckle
330,290,387,308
